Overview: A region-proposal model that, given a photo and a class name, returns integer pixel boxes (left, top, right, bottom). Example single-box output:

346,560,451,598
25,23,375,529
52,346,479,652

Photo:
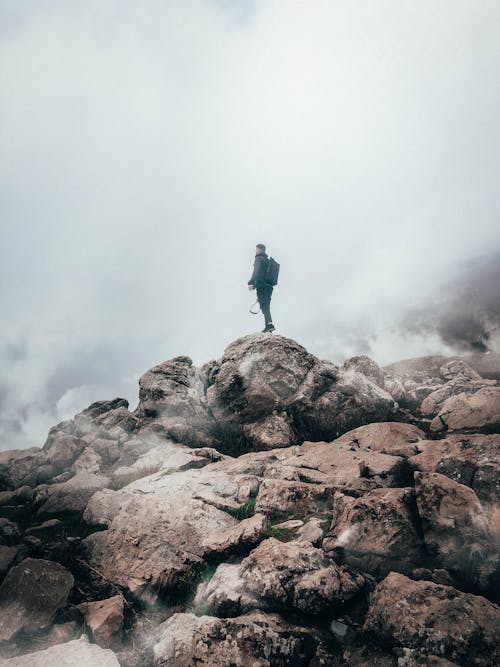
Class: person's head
256,243,266,255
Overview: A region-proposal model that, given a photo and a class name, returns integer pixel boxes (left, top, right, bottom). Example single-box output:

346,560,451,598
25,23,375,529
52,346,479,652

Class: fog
1,0,499,449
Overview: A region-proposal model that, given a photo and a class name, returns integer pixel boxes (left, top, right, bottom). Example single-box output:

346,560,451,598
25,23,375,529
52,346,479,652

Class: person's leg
257,286,273,327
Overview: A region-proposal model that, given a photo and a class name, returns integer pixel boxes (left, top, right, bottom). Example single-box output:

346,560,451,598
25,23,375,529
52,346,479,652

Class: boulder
72,398,137,441
0,558,73,642
323,488,425,577
207,334,397,449
81,467,254,596
254,479,331,518
42,432,86,471
333,422,425,458
439,359,482,382
409,434,499,505
77,594,124,648
0,485,33,507
0,635,120,666
153,611,330,667
133,356,215,447
430,386,500,433
342,354,386,388
202,513,269,558
414,472,498,596
421,376,494,418
296,517,325,545
363,572,500,666
35,471,110,516
0,448,48,491
196,538,365,617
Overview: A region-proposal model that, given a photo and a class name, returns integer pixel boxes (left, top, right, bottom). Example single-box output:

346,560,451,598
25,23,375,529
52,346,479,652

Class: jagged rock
0,558,73,642
196,538,365,617
363,572,500,666
323,487,425,577
0,485,33,507
0,546,18,575
409,433,499,504
202,513,268,557
342,354,386,388
81,467,254,596
133,356,216,447
35,471,110,517
77,594,124,649
0,448,48,490
414,472,498,597
0,635,120,666
73,398,137,441
334,422,425,458
430,386,500,433
153,611,330,667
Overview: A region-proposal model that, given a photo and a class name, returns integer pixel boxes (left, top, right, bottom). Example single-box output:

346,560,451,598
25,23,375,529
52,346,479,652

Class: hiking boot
262,323,275,333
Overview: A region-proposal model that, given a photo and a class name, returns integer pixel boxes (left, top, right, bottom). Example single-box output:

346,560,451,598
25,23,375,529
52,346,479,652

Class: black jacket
248,252,269,288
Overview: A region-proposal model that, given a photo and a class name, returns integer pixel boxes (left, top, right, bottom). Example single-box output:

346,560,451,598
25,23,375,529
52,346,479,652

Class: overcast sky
1,0,499,450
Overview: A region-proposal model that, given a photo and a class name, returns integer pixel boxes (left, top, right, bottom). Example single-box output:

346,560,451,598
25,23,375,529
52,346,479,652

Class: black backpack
266,257,280,286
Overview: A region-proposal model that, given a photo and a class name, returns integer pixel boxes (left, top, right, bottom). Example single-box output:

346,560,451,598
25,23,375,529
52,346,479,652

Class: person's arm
248,256,262,285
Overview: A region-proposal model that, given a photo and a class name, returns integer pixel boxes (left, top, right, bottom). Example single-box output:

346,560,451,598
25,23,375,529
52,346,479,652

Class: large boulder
81,467,257,596
133,356,216,447
153,611,330,667
414,472,498,597
207,334,397,449
409,433,499,505
0,448,48,491
363,572,500,666
323,487,425,577
0,635,120,666
430,386,500,433
196,538,365,617
0,558,73,643
35,471,110,517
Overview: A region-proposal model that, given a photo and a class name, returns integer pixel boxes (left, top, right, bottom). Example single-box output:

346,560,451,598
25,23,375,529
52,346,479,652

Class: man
248,243,275,333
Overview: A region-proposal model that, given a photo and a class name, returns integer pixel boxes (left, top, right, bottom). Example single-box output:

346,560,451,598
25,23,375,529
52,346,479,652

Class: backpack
266,257,280,286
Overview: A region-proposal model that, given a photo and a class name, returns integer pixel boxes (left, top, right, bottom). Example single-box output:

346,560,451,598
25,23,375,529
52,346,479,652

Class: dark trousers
257,284,273,326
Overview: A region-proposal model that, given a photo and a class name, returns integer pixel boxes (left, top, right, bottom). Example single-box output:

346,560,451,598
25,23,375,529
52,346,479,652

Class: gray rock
0,635,120,666
364,572,500,666
0,558,73,642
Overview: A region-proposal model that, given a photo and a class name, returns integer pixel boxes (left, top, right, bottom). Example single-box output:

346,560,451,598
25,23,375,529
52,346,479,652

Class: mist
1,0,500,450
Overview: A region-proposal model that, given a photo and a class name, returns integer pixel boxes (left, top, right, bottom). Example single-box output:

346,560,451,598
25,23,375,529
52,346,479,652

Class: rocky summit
0,334,499,666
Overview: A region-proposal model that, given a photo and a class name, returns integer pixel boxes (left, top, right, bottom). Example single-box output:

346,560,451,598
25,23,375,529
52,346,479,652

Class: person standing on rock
248,243,275,333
